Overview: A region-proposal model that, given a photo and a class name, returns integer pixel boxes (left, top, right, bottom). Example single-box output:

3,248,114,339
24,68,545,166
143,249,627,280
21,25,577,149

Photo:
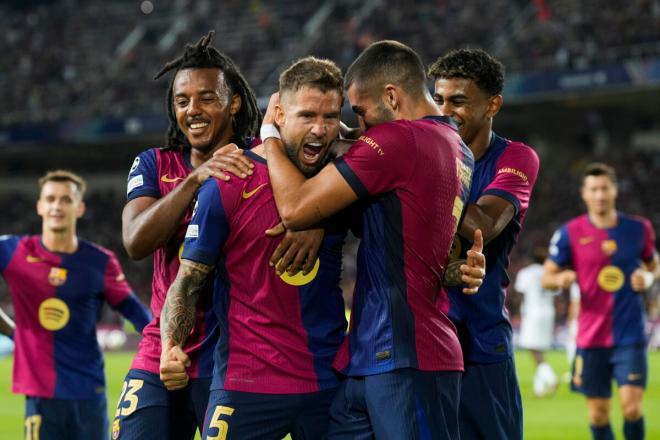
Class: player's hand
557,270,577,289
265,222,324,275
159,342,191,391
263,93,280,126
630,268,653,292
189,143,254,184
461,229,485,294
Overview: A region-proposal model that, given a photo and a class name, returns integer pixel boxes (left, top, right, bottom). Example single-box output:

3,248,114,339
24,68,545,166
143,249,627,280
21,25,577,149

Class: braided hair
154,31,261,151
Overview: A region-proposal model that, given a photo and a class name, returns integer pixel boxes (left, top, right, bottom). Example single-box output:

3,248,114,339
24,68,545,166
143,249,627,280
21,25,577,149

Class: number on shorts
25,414,41,440
573,354,584,387
206,405,235,440
114,379,144,417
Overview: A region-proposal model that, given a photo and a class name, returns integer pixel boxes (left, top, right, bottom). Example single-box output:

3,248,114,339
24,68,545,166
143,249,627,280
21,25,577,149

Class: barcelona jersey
549,213,656,348
0,235,140,399
447,133,539,363
126,148,217,379
182,150,348,394
332,115,474,375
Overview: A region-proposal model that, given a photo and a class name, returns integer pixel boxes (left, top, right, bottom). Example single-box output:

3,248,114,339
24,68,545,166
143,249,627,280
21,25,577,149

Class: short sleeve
181,179,230,266
334,122,414,198
0,235,21,273
548,226,572,268
482,143,539,214
103,252,133,306
127,149,160,201
640,218,657,262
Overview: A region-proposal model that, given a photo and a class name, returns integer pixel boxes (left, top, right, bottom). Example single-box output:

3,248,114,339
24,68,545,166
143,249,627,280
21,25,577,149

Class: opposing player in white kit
514,248,558,397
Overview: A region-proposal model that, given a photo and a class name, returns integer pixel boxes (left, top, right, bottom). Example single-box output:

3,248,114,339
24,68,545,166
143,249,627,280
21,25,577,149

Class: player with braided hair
112,31,259,440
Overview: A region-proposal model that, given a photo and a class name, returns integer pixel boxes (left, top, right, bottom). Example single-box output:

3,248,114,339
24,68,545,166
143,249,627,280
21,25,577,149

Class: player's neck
251,143,266,158
41,230,78,253
588,209,617,229
469,127,493,161
190,133,234,168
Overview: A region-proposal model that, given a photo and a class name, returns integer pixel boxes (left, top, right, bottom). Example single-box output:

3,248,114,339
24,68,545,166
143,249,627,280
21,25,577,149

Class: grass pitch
0,351,658,439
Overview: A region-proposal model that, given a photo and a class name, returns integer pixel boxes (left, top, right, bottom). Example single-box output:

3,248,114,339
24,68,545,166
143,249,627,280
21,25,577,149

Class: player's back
333,115,473,375
126,147,217,378
183,150,348,394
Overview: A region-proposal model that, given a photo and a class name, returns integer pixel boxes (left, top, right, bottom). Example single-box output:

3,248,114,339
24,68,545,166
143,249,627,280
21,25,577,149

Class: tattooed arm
159,259,213,390
442,229,485,294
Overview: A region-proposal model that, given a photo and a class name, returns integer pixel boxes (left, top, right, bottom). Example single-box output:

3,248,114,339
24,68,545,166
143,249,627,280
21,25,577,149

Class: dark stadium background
0,0,658,349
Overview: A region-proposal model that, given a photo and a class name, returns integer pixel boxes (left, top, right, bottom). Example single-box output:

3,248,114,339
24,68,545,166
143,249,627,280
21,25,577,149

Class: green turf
0,351,658,439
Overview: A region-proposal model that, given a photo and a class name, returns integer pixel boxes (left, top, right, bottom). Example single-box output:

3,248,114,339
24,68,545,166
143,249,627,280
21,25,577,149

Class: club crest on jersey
601,240,617,256
48,267,68,286
38,298,70,331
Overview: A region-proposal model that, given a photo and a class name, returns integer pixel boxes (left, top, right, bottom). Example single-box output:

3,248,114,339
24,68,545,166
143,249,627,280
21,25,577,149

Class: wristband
641,270,655,290
260,124,281,141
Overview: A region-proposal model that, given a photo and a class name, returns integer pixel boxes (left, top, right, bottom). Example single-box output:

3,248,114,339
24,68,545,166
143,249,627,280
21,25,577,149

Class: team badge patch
48,267,67,286
38,298,70,331
597,265,625,292
601,240,617,256
112,418,120,439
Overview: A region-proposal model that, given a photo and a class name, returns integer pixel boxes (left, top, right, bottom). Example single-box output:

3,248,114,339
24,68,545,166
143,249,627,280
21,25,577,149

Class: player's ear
36,199,44,217
76,201,86,219
486,95,503,118
275,103,285,128
383,84,399,111
229,94,241,116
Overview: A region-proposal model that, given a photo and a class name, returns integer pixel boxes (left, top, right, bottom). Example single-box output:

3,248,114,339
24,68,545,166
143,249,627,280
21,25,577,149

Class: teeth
190,122,208,129
307,142,322,147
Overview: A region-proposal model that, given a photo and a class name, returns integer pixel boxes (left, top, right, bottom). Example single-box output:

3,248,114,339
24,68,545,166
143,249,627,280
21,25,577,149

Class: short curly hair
428,48,504,96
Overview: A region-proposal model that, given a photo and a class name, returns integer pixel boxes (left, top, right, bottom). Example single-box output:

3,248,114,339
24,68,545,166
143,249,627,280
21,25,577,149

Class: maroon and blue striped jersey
332,115,474,375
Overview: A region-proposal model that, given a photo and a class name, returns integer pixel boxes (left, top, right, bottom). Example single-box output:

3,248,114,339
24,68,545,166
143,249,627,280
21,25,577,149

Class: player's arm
159,259,213,390
458,196,516,244
541,259,576,290
443,229,486,294
114,295,152,333
123,145,253,260
264,137,358,230
0,307,14,339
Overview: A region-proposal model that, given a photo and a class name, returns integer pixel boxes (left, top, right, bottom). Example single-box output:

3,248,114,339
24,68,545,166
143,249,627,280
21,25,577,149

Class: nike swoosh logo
161,174,185,183
242,183,268,199
579,237,594,245
26,255,43,263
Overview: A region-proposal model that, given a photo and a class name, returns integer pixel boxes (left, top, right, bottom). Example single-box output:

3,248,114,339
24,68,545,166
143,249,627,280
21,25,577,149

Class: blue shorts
111,369,210,440
571,344,648,398
202,387,337,440
25,395,107,440
458,357,523,440
326,368,461,440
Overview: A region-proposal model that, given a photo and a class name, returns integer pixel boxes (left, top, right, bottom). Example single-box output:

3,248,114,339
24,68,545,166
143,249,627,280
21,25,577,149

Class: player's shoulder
77,239,116,261
498,136,539,163
0,234,28,250
619,212,652,228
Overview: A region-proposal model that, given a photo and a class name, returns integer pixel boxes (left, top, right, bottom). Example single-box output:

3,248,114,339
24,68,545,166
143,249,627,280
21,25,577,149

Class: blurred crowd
2,0,660,126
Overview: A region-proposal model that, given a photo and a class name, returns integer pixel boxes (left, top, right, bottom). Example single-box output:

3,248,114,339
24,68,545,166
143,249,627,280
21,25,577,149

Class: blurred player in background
543,162,659,440
514,246,558,397
114,31,260,440
263,40,475,440
429,48,539,440
0,170,151,440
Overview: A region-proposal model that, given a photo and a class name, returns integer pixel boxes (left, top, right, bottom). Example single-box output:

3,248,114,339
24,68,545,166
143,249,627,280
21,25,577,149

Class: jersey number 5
207,405,235,440
115,379,144,417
